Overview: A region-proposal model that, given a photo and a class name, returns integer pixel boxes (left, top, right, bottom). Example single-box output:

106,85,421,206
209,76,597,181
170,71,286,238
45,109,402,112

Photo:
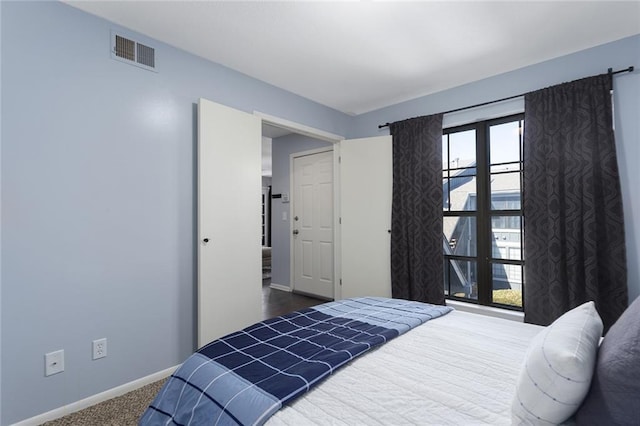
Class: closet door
198,98,262,348
339,136,393,299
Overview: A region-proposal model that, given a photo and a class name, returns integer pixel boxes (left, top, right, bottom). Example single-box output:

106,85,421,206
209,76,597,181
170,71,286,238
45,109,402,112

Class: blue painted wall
1,1,638,424
0,2,349,424
351,35,640,305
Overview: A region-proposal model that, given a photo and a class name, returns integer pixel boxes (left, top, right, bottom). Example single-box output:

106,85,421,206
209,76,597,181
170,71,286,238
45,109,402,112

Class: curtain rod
378,66,634,129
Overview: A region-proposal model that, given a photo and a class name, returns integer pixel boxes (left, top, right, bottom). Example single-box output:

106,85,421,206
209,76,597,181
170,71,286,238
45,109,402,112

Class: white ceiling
65,1,639,115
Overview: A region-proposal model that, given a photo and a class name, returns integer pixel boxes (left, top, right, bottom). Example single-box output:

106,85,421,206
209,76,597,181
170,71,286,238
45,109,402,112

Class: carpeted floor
43,379,165,426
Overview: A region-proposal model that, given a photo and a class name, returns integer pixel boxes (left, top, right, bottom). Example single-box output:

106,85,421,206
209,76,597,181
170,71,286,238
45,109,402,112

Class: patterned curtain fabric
390,114,444,305
523,74,627,332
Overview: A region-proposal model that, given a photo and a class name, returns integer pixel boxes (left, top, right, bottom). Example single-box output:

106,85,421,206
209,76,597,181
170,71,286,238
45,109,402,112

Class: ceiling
64,1,639,116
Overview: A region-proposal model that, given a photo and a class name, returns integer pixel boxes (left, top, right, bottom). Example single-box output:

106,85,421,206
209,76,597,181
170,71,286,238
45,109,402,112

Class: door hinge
339,217,342,224
340,279,343,286
339,156,341,164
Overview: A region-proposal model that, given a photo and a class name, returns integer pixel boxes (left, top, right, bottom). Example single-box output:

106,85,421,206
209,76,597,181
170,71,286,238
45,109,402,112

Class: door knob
203,238,210,243
293,229,299,235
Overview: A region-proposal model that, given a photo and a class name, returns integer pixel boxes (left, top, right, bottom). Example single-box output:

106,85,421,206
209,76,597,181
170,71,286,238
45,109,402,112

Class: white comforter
268,310,542,425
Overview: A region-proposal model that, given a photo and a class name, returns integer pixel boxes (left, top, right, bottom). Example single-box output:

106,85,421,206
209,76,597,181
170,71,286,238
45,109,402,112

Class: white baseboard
269,282,291,292
12,365,179,426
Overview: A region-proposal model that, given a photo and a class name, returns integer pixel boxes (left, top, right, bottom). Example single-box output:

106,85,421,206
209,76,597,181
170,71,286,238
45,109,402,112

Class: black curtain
390,114,444,305
523,74,627,331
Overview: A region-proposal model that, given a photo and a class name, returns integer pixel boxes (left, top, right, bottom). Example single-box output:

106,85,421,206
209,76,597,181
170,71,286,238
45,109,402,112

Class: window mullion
476,122,492,306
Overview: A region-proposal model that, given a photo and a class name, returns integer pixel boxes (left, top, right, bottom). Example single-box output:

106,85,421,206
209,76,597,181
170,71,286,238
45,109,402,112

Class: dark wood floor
262,280,325,319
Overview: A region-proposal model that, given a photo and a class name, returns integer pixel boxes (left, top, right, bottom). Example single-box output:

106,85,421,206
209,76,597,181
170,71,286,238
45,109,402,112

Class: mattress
268,310,543,425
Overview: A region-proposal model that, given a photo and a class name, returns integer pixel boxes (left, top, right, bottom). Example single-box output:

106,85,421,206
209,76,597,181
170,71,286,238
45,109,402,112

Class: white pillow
512,301,603,425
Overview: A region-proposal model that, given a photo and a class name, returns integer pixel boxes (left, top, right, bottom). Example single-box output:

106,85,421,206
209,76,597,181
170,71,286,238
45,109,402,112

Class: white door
339,136,393,299
292,150,334,299
197,98,262,348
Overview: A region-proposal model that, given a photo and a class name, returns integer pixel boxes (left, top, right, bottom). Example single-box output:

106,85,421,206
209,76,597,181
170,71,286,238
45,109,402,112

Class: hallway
262,282,325,319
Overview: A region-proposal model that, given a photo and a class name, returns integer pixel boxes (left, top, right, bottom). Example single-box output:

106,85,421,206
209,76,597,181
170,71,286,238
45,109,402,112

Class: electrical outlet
45,350,64,376
92,338,107,360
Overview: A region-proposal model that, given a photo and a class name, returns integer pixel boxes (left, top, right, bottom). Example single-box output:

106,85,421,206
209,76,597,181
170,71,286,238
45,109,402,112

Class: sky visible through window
443,122,520,170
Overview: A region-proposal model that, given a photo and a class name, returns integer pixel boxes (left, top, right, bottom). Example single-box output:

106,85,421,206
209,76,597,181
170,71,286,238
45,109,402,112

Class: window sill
446,299,524,323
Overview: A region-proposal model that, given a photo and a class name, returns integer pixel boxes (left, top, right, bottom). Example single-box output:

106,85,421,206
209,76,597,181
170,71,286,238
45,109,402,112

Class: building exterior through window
442,114,524,309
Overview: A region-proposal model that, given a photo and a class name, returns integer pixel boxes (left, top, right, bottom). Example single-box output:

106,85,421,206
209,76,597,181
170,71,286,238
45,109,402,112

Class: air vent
136,43,155,68
111,31,156,72
114,35,135,61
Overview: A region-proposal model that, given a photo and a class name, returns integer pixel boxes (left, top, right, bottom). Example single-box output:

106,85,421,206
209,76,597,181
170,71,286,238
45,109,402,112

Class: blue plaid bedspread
140,297,452,425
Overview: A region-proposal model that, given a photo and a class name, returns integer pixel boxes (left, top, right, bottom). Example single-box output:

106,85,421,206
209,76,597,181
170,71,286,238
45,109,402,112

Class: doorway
259,115,341,300
197,101,390,348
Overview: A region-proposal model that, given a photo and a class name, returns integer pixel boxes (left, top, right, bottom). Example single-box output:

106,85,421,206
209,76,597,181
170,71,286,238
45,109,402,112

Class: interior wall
0,2,350,424
351,34,640,303
270,134,332,289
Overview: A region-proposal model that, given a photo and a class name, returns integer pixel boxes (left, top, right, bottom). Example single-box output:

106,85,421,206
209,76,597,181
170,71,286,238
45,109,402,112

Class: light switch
282,212,287,221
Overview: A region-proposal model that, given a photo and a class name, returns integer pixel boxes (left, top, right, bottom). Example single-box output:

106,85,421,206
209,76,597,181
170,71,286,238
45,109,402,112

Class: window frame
442,113,525,311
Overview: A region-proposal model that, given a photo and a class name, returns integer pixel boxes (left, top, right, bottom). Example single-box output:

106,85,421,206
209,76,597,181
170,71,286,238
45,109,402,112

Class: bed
140,295,640,425
269,308,541,425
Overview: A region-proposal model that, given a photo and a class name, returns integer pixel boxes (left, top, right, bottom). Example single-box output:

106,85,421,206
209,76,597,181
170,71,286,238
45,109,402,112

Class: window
442,114,524,309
